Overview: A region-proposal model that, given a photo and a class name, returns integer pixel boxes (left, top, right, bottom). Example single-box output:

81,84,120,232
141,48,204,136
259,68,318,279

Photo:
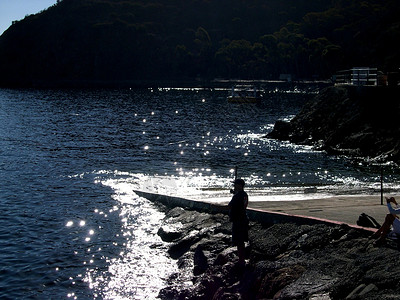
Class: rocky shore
267,86,400,164
156,206,400,300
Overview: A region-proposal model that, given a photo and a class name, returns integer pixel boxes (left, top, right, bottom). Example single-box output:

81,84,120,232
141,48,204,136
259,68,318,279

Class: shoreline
268,85,400,165
0,78,331,89
155,195,400,300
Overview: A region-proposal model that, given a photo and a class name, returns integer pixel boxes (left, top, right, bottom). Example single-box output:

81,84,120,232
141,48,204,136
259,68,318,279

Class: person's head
233,178,245,191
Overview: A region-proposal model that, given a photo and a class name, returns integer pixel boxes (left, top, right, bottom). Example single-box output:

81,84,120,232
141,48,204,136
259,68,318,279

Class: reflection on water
76,176,193,299
1,86,400,299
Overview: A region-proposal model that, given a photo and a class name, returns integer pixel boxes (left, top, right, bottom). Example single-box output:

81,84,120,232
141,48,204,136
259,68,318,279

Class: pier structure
335,67,378,86
134,190,383,234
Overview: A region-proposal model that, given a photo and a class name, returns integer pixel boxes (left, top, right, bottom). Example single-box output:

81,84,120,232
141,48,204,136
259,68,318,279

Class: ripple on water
80,175,192,299
1,88,400,299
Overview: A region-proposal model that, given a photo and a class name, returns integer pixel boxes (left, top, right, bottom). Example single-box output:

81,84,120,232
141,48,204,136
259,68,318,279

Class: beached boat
227,85,261,103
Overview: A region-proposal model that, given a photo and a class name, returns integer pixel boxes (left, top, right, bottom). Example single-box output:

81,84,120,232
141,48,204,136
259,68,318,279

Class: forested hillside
0,0,399,87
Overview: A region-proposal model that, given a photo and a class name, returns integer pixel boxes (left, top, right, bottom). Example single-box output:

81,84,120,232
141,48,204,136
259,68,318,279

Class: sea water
1,86,400,299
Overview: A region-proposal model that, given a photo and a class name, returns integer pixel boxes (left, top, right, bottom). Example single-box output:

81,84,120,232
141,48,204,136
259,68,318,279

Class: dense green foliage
0,0,399,87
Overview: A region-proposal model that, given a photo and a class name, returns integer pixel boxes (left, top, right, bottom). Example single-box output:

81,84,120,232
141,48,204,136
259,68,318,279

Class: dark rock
346,284,382,300
193,245,209,275
158,207,400,300
191,232,231,256
214,247,237,266
287,224,333,252
257,264,306,299
221,261,248,286
249,223,334,259
330,223,353,240
162,207,231,259
158,286,190,300
168,231,202,259
212,288,243,300
265,119,292,140
189,273,225,300
177,252,193,270
279,270,338,299
165,206,186,218
267,86,400,163
157,225,183,242
249,223,297,260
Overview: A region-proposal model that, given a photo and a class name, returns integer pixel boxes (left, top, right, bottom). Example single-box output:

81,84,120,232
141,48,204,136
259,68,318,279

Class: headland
268,85,400,164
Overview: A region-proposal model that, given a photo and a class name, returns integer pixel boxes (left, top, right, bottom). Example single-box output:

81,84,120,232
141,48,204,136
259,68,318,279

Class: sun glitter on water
83,175,192,299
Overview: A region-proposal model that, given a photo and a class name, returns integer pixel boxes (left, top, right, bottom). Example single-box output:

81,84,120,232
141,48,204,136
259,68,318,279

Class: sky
0,0,57,36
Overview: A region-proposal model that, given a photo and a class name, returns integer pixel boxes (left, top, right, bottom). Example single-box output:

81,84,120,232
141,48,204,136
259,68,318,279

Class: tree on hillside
0,0,399,86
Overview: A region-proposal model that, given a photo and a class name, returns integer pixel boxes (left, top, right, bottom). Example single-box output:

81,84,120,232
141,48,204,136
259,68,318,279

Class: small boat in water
227,85,261,103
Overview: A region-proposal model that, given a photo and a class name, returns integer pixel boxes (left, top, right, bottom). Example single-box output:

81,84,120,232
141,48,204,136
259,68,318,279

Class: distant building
335,67,378,86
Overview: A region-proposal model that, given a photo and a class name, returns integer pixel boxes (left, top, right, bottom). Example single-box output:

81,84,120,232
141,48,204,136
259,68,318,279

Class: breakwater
134,190,373,232
147,190,400,300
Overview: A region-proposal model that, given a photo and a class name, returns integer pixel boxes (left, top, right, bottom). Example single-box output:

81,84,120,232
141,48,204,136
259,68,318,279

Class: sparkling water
1,86,399,299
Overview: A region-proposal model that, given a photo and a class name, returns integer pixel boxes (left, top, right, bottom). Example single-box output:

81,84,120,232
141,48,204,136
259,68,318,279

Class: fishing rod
381,167,383,205
230,166,238,194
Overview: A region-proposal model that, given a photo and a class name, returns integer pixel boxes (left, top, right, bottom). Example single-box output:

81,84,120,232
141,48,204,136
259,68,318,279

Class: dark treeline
0,0,399,87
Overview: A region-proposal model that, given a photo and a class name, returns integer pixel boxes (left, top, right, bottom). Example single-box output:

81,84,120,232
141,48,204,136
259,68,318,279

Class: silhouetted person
228,178,249,265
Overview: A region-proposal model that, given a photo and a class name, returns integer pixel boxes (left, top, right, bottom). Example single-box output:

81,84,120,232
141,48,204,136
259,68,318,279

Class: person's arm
387,197,400,214
244,194,248,209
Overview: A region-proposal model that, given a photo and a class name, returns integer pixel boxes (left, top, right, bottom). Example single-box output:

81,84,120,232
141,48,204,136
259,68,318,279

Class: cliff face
268,86,400,163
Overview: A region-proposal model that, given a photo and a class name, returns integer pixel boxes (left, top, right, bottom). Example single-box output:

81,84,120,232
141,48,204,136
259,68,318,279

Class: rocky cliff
267,86,400,164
